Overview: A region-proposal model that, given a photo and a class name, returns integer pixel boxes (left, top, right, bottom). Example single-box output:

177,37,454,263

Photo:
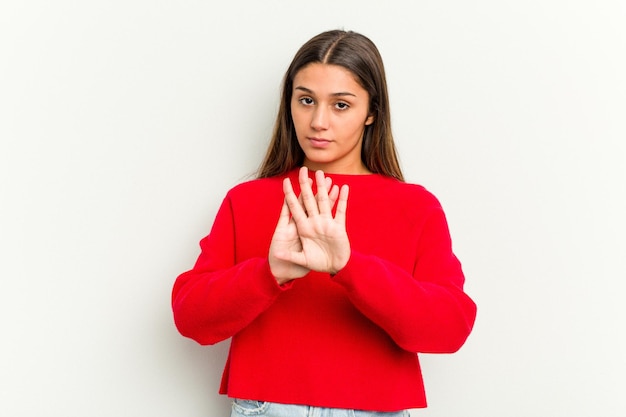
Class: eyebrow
294,86,356,98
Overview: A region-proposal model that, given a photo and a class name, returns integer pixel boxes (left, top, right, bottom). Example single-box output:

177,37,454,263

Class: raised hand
268,167,351,284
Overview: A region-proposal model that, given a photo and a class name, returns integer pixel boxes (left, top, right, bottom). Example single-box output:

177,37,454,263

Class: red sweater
172,169,476,411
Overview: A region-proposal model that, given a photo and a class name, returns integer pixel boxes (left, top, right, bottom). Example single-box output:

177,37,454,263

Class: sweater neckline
284,168,399,188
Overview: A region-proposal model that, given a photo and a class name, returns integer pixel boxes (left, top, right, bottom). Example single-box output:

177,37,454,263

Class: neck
303,159,371,175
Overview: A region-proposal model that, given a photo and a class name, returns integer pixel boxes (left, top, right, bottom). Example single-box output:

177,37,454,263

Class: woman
172,30,476,416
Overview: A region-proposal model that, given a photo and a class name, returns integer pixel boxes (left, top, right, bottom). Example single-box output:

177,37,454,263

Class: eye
298,97,314,106
335,102,350,111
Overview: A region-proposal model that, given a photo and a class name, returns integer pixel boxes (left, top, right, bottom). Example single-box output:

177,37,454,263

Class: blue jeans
231,399,410,417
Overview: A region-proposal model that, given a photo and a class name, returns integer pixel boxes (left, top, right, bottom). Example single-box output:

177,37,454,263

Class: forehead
293,63,365,94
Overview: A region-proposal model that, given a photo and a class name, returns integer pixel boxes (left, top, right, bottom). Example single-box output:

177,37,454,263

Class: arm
265,168,476,352
171,194,289,346
332,207,477,354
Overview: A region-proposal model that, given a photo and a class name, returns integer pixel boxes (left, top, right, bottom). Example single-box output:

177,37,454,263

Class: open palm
269,168,351,284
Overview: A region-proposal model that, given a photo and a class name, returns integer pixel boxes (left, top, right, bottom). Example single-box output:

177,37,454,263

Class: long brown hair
257,30,404,181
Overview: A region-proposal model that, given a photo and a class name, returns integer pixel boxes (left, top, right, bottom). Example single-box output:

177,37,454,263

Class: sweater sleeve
332,206,476,354
171,194,289,346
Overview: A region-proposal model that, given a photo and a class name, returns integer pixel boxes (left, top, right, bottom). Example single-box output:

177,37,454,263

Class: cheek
290,113,304,141
291,109,308,134
345,117,367,137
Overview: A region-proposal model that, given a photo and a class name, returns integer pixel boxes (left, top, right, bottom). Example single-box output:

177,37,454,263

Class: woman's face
291,63,374,174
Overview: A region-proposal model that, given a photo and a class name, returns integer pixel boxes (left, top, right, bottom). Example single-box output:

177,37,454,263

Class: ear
365,114,375,126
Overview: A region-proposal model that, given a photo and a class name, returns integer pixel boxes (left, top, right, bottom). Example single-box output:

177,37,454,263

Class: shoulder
224,175,285,204
226,168,301,197
228,176,281,193
377,176,443,210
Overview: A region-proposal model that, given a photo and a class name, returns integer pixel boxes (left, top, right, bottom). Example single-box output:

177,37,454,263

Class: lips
308,137,332,148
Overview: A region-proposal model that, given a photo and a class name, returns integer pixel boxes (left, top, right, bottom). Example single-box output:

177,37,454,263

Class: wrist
330,251,350,276
274,275,293,286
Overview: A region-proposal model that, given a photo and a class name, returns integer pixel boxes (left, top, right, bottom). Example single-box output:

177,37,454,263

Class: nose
310,106,329,131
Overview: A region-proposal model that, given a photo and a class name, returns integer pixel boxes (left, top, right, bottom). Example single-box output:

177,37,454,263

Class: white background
1,1,625,416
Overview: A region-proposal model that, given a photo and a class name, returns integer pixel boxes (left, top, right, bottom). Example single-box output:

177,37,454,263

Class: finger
298,176,315,215
328,184,340,208
283,176,296,198
299,178,312,210
297,192,304,210
276,197,291,227
298,166,319,216
283,177,307,222
315,170,332,216
324,176,334,207
334,184,350,224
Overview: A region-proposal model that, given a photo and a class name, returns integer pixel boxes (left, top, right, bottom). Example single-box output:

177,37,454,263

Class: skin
290,63,374,175
269,64,374,284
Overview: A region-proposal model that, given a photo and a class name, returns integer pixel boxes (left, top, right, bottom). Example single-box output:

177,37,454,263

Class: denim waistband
231,399,410,417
